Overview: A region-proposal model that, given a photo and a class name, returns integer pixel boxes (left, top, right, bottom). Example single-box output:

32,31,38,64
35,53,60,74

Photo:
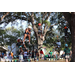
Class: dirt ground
31,59,66,62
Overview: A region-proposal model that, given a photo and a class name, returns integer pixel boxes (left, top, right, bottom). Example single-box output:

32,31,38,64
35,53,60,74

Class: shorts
40,54,44,58
38,30,42,34
65,55,70,59
24,33,30,35
24,56,27,59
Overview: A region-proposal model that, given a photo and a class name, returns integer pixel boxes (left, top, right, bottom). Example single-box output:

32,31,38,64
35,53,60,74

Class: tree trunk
38,36,45,50
38,37,43,50
0,12,9,22
70,14,75,61
37,36,44,58
2,34,3,42
63,13,75,61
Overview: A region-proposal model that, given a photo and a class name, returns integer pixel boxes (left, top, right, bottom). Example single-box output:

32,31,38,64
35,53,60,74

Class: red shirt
40,51,44,54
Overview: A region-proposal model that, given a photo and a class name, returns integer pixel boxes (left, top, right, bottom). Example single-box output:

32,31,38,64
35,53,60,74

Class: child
64,44,71,62
23,26,32,46
38,23,43,37
40,49,44,60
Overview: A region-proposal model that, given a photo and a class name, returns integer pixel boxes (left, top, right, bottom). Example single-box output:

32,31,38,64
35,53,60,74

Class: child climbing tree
23,26,32,49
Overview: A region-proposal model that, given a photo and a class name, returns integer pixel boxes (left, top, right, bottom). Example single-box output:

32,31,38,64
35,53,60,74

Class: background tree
0,12,57,51
0,12,74,60
4,26,21,51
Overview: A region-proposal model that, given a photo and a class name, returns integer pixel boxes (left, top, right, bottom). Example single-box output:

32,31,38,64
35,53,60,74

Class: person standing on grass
24,49,28,62
40,49,44,60
2,52,4,58
11,52,13,59
35,49,38,60
49,51,53,58
31,50,34,61
64,44,71,62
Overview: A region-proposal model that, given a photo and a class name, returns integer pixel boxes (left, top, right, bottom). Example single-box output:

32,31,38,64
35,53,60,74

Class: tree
57,12,72,48
62,12,75,61
0,27,6,45
4,27,21,51
1,12,75,61
0,12,54,50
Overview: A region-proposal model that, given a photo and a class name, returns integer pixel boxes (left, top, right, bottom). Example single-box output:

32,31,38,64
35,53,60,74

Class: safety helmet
17,39,20,42
28,26,32,29
20,38,22,41
38,23,41,26
64,26,67,29
65,44,68,47
19,46,22,48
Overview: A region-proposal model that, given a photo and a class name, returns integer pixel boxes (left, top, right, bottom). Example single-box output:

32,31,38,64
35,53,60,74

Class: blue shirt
2,53,4,56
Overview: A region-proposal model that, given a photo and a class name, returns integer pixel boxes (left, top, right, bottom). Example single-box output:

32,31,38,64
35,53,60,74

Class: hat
17,39,20,42
65,44,68,47
28,26,32,29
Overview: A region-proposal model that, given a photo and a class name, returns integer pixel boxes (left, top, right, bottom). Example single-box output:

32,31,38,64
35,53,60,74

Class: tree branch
42,12,47,24
0,12,9,22
31,12,38,35
45,12,51,20
28,12,31,17
63,12,72,33
63,12,71,24
23,12,27,17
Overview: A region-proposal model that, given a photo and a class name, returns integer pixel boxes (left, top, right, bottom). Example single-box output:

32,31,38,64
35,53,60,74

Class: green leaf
43,20,51,26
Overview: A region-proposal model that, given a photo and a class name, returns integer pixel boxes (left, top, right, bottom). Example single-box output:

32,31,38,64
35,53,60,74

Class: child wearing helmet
64,44,71,62
38,23,43,37
23,26,32,46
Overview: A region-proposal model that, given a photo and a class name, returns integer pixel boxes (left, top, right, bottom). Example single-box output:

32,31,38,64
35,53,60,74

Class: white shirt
60,51,64,56
24,51,27,56
53,51,57,56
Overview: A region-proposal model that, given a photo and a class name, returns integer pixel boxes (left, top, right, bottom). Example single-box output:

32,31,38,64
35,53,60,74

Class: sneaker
29,42,31,45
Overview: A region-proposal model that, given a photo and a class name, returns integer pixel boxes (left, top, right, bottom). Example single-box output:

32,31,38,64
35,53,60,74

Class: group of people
0,52,13,58
0,23,72,62
18,49,39,62
43,44,72,62
16,31,72,62
15,23,43,61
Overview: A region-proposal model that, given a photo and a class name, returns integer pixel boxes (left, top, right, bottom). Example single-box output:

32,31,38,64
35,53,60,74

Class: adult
24,49,28,62
64,44,71,62
23,26,32,46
